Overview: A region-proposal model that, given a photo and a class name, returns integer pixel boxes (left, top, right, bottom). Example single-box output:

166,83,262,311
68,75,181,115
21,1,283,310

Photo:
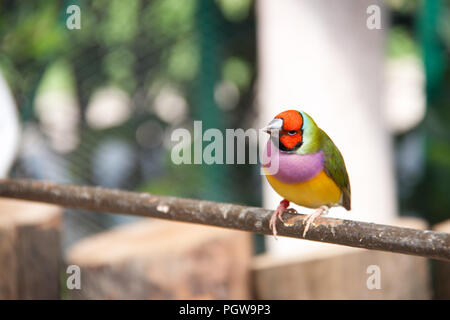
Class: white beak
263,118,283,134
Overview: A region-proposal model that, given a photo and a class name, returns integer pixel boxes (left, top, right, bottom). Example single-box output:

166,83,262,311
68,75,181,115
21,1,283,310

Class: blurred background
0,0,449,299
1,0,259,246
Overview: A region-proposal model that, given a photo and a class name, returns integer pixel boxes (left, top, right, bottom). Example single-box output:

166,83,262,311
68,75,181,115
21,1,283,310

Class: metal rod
0,178,449,261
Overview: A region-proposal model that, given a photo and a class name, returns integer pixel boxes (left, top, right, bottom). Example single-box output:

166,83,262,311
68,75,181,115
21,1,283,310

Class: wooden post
252,218,431,299
433,220,450,299
0,199,62,299
66,220,252,299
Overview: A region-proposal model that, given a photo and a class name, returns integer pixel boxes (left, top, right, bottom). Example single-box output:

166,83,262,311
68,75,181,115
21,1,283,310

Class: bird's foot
302,206,329,237
269,199,296,239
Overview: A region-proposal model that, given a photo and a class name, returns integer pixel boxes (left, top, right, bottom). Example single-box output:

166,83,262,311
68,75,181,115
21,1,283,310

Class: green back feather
296,111,351,210
319,129,351,210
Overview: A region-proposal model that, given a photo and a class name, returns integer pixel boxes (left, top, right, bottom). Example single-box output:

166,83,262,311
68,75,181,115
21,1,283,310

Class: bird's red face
265,110,304,151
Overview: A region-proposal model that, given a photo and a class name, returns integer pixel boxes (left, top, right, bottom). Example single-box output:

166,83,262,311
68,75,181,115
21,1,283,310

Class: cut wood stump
252,218,431,299
433,220,450,299
0,198,62,299
66,220,252,299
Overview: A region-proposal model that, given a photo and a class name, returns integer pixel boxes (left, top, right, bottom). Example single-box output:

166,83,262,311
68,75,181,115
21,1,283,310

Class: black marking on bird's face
278,139,303,152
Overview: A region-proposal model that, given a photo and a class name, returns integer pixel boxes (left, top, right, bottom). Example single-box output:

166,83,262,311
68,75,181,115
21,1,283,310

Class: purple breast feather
263,140,324,184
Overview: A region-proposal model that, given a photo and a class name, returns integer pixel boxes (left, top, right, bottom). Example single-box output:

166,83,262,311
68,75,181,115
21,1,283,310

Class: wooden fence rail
0,178,449,262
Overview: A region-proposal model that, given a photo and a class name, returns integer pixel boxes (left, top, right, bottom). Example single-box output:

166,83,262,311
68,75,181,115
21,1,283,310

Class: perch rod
0,179,449,261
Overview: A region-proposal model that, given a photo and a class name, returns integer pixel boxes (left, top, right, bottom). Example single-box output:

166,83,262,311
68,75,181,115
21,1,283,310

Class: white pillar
257,0,397,256
0,71,20,178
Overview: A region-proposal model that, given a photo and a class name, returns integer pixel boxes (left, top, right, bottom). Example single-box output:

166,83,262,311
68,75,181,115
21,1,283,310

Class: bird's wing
319,129,351,210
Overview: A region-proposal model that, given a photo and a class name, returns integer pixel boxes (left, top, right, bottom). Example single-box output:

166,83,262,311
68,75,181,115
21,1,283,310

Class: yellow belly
265,169,342,208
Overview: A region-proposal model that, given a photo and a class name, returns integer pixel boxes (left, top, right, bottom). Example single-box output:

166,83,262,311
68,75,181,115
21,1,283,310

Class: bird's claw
269,213,279,239
302,206,328,237
269,200,290,239
302,214,315,238
271,201,329,239
269,200,292,240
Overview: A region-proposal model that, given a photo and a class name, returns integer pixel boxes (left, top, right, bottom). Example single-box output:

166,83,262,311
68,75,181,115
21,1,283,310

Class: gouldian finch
263,110,351,238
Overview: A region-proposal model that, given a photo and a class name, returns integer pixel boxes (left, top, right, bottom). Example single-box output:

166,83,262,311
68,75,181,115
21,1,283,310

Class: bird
262,109,351,238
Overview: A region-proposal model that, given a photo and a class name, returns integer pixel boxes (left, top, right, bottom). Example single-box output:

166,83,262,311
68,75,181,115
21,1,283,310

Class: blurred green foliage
418,0,450,223
388,0,450,223
387,26,420,58
0,0,259,208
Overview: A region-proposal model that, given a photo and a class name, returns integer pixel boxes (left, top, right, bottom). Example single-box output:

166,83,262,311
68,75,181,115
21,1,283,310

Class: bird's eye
287,130,297,136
